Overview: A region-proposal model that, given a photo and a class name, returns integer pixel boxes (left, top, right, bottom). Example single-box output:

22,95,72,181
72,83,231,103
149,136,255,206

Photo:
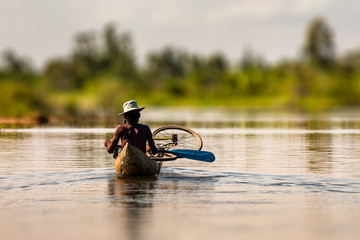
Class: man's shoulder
115,124,129,133
116,123,150,131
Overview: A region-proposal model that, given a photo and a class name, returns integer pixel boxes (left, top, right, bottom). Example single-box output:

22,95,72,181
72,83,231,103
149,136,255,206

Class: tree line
1,17,360,118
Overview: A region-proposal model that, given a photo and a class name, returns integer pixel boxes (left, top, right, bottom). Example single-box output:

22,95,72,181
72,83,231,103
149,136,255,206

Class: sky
0,0,359,68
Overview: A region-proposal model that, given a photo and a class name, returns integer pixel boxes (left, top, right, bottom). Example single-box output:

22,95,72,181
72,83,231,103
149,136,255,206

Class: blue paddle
165,149,215,162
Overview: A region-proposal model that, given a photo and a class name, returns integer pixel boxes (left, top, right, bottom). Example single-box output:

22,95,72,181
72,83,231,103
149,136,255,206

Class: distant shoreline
0,117,36,124
0,116,51,126
1,106,360,127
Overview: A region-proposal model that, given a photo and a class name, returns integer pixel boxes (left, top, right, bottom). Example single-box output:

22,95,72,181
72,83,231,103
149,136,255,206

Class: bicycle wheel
152,125,203,150
150,152,178,161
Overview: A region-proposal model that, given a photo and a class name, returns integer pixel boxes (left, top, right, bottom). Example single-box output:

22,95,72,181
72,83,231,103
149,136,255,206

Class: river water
1,109,360,240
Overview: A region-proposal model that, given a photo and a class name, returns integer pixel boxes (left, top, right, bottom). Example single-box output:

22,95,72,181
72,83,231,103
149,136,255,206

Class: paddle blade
167,149,215,162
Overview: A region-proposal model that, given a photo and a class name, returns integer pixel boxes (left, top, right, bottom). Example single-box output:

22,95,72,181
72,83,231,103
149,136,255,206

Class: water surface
1,110,360,240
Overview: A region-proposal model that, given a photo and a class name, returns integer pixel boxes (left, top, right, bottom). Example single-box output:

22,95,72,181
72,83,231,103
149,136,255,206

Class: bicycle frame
153,134,178,142
113,134,178,159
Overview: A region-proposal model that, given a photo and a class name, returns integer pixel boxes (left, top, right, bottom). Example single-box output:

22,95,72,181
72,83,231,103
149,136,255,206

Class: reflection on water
199,129,360,179
0,129,113,175
108,176,158,208
306,133,333,174
1,110,360,240
106,172,216,240
108,176,158,240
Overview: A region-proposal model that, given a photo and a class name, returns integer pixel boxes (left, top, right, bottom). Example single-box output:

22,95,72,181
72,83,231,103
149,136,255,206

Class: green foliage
1,18,360,120
0,50,36,82
0,81,48,117
43,23,138,92
302,17,335,69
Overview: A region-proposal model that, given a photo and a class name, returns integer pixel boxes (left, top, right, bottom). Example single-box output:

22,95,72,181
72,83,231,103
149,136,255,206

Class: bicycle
113,125,203,161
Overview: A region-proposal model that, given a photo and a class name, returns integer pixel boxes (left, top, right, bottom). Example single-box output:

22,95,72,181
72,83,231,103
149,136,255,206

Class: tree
100,23,138,80
0,49,34,79
302,17,335,68
145,46,189,79
72,31,99,80
44,58,77,90
239,47,266,70
337,48,360,74
206,53,228,73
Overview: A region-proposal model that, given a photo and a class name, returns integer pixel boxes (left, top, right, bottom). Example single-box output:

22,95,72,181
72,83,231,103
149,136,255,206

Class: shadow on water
107,176,159,240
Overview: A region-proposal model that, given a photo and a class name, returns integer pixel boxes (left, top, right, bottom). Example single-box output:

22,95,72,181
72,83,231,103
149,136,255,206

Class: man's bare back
105,123,156,154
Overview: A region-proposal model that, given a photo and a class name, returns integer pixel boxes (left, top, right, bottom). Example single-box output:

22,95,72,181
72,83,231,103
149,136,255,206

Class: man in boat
104,100,158,155
104,100,160,176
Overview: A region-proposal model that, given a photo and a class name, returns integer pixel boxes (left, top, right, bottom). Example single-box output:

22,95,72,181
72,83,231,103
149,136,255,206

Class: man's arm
104,125,122,153
146,125,158,154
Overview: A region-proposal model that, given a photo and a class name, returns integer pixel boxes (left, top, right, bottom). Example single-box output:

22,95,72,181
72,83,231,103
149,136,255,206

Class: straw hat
118,100,145,115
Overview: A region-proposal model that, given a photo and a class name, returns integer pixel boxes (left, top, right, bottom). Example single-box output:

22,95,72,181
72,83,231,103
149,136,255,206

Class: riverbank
2,106,360,129
0,117,38,125
0,116,52,127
